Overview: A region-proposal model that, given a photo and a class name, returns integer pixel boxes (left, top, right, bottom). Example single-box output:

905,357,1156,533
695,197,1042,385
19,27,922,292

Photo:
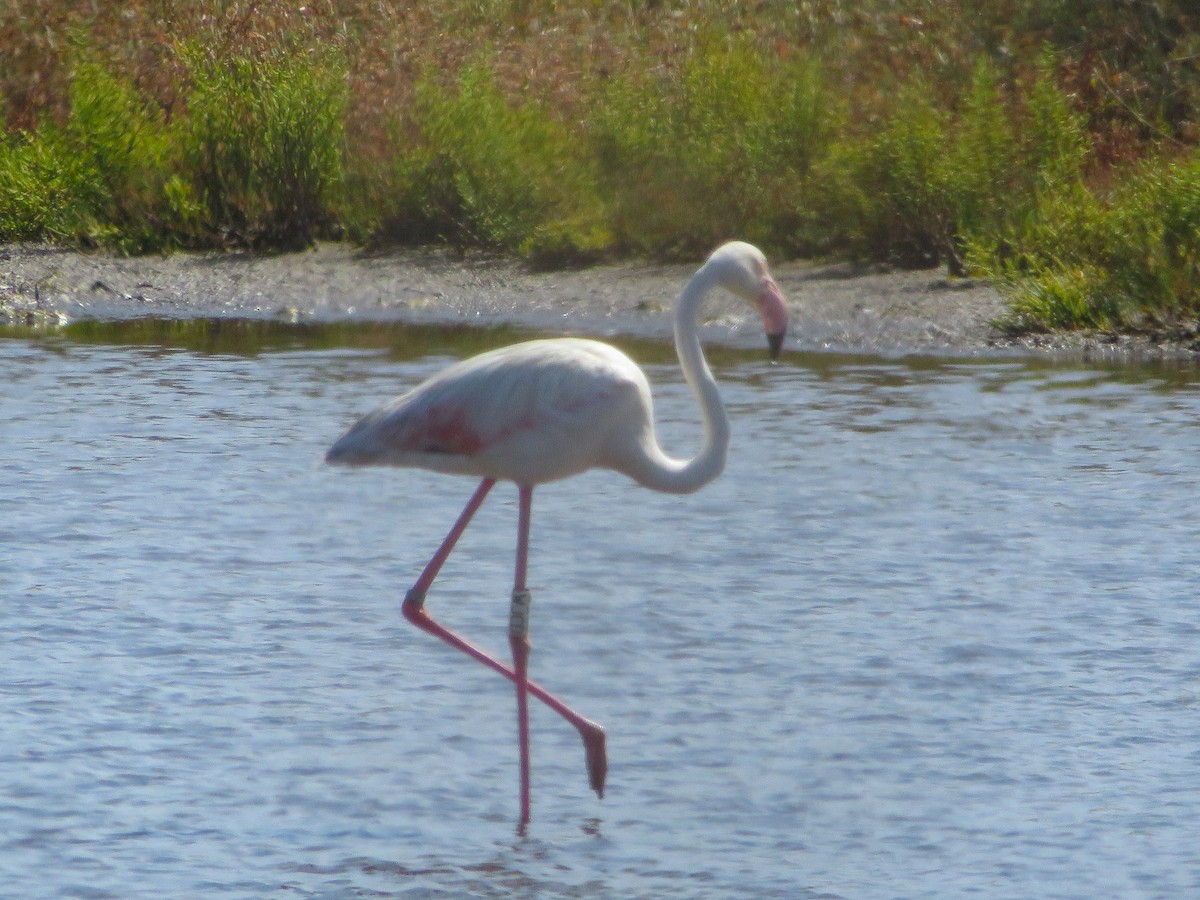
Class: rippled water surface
3,325,1200,898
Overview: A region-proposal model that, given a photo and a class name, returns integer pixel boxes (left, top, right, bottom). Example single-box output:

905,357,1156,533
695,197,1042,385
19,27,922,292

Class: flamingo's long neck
630,263,731,494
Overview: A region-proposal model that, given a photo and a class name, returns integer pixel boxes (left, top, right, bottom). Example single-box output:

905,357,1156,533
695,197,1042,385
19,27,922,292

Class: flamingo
326,241,788,829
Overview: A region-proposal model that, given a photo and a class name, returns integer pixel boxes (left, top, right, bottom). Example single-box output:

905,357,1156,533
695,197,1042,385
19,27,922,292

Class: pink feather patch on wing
414,406,487,455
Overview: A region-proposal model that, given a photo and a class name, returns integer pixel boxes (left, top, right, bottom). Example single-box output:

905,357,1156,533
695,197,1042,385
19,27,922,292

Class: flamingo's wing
327,339,648,483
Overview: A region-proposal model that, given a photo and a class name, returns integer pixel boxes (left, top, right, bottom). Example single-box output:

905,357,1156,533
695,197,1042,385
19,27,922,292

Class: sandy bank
0,243,1189,360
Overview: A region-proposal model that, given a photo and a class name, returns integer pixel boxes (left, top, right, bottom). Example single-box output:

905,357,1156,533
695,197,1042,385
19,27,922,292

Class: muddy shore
0,242,1190,360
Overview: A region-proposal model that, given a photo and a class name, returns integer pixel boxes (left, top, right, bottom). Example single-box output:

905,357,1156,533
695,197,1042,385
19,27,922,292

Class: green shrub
1001,266,1118,332
946,60,1022,269
591,34,828,258
972,55,1196,333
0,129,88,241
67,62,161,211
0,60,176,247
963,53,1091,275
843,53,1097,279
383,63,609,262
777,135,864,259
181,42,347,249
65,59,189,251
1102,154,1200,320
850,79,954,268
1023,53,1090,195
995,152,1200,332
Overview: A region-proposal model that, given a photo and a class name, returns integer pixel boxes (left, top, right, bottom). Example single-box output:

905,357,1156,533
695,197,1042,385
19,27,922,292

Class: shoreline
1,242,1195,362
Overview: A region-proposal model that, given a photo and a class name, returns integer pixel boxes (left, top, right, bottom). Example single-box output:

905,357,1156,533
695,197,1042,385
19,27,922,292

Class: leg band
509,589,532,640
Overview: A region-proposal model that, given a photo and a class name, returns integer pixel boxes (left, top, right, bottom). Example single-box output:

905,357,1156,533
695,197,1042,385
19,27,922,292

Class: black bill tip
767,330,786,361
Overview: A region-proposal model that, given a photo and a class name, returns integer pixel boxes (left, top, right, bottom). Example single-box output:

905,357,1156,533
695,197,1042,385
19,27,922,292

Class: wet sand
0,242,1188,359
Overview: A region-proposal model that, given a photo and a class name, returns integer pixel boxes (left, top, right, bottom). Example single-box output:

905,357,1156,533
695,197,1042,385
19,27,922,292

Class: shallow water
3,325,1200,898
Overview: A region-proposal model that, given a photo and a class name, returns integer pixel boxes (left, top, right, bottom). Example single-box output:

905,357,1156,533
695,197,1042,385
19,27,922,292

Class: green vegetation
591,33,827,258
1,1,1198,333
373,62,610,265
996,154,1200,333
0,60,176,249
180,42,348,250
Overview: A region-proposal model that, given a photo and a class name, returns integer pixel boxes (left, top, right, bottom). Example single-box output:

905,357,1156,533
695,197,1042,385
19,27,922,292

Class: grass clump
375,63,609,265
998,152,1200,333
65,60,193,252
592,34,828,258
181,42,347,249
842,54,1092,276
963,54,1200,335
0,60,181,249
0,129,87,242
846,78,956,269
0,42,346,251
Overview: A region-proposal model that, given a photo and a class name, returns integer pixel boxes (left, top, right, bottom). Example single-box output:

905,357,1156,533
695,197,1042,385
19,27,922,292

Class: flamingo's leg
510,486,534,829
401,479,608,802
407,478,496,598
510,588,532,829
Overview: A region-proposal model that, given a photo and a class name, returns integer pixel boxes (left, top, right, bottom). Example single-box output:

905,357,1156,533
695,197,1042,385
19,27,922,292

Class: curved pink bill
756,276,789,360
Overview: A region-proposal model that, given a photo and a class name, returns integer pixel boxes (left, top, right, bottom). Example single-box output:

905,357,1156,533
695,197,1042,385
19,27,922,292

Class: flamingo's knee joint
403,588,427,618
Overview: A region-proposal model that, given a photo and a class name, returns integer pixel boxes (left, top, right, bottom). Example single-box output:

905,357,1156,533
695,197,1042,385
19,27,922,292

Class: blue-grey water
3,326,1199,898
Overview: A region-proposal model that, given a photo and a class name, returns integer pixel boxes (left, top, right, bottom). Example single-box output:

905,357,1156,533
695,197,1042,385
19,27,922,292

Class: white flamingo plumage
326,241,788,829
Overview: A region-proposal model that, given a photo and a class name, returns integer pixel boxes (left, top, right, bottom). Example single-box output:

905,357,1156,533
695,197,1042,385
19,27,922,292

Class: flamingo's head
708,241,789,361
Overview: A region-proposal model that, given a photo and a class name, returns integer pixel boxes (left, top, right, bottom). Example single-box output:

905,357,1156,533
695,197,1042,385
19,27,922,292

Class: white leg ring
509,589,532,640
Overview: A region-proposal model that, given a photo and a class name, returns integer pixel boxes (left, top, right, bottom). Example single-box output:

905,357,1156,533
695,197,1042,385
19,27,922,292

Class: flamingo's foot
581,723,607,799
